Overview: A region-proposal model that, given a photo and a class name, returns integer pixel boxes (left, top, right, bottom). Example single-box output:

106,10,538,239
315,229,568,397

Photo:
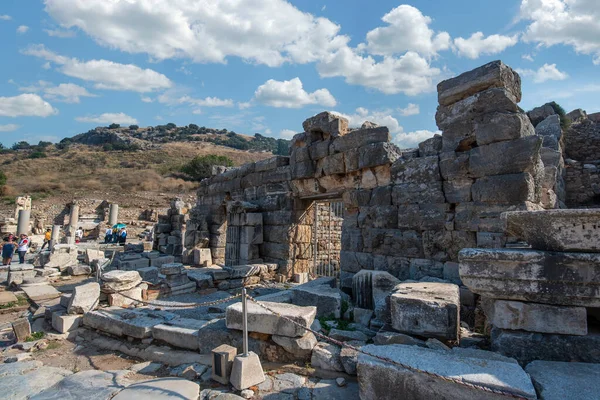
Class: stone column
16,209,30,236
108,204,119,226
68,204,80,244
49,225,60,251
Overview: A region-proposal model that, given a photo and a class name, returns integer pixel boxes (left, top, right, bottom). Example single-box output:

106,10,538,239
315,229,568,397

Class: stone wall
186,61,549,290
563,119,600,207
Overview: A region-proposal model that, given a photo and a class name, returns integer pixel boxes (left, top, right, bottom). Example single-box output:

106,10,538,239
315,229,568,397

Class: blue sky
0,0,599,148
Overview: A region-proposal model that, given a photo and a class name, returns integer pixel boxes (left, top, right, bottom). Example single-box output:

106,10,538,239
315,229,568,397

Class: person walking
2,236,16,266
104,227,113,244
75,227,83,244
40,228,51,251
17,234,30,264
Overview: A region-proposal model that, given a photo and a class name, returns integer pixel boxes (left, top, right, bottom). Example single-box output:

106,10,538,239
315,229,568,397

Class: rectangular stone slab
492,300,587,336
357,344,536,400
459,248,600,307
21,284,61,302
83,307,179,339
525,361,600,400
226,301,316,338
152,318,210,350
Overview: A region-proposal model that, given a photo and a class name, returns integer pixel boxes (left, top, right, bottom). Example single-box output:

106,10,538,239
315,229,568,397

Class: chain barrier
245,294,530,400
112,290,242,309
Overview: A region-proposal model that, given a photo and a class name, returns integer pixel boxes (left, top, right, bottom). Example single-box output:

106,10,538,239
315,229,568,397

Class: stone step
83,307,179,339
152,318,211,350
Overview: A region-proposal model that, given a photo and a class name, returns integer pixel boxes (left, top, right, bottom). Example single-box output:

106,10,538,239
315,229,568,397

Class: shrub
37,141,52,148
29,151,47,159
166,123,177,130
11,141,30,150
129,125,139,130
548,101,571,130
108,123,120,129
181,154,233,181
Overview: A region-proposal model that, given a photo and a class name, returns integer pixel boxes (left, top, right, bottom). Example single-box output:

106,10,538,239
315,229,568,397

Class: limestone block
310,342,344,372
291,284,342,318
331,126,390,153
471,173,536,204
390,282,460,340
476,232,505,248
352,270,400,310
83,307,178,338
527,103,556,127
502,209,600,252
309,139,331,160
101,270,142,293
444,179,473,203
469,136,542,178
52,311,82,333
358,205,398,229
439,151,470,180
391,156,441,184
112,378,200,400
316,152,345,176
526,361,600,400
152,318,209,350
358,142,401,169
108,286,144,307
20,283,61,302
357,344,536,400
409,259,444,280
161,263,185,275
229,351,265,390
67,265,92,276
45,252,78,270
340,251,373,273
260,242,291,260
437,60,522,107
459,248,600,307
272,332,317,359
67,282,100,314
474,112,534,146
12,318,31,342
84,249,105,264
418,134,442,156
302,111,348,137
392,181,445,204
291,159,315,180
254,156,289,172
137,266,159,284
373,331,425,346
329,329,369,342
150,255,175,268
491,328,600,365
240,226,263,245
186,271,213,289
226,301,316,337
166,273,190,288
442,262,461,285
492,300,587,335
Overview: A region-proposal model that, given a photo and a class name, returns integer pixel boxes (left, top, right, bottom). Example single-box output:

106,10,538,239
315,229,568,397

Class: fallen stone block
108,286,143,307
150,255,176,268
165,273,190,288
340,340,363,375
197,319,264,355
373,331,425,347
329,329,369,342
311,342,344,372
352,270,400,311
169,281,196,296
67,265,92,276
84,249,105,264
21,284,61,302
357,344,536,400
137,266,159,284
459,248,600,307
492,300,587,335
52,311,82,333
226,301,316,338
152,318,210,350
390,282,460,341
12,318,31,342
0,291,18,305
83,307,179,339
101,270,142,293
525,360,600,400
161,263,185,275
187,271,213,289
291,284,341,319
272,332,317,359
67,282,100,314
195,265,230,280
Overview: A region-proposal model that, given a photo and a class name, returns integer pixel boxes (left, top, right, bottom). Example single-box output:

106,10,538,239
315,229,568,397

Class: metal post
313,203,318,277
242,287,248,357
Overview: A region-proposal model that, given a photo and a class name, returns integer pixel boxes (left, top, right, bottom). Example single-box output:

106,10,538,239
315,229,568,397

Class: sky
0,0,599,148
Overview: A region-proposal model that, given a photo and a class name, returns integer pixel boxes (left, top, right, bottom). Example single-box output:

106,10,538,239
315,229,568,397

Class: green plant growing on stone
25,332,45,341
548,101,571,130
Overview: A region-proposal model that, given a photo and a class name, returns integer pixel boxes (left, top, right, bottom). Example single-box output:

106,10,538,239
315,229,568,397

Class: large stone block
527,103,556,127
525,361,600,400
152,318,209,350
331,126,390,153
439,151,470,180
291,284,342,319
444,179,473,203
392,182,445,204
340,251,373,273
471,173,536,204
357,344,536,400
474,112,534,146
391,156,441,184
491,328,600,365
437,60,522,107
491,300,587,335
302,111,348,137
390,282,460,340
272,332,317,359
226,301,316,337
358,142,401,169
459,248,600,307
418,134,442,156
67,282,100,314
352,270,400,310
316,152,345,176
469,136,542,178
83,307,178,339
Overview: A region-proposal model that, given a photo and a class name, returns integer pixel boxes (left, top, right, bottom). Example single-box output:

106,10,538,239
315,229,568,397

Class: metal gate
312,200,344,277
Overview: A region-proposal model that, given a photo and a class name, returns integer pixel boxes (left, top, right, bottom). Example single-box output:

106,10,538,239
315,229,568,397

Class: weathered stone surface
302,111,348,137
492,300,587,335
150,255,176,268
21,284,61,302
528,103,556,127
311,342,344,372
52,311,82,333
83,307,179,339
471,173,536,204
102,270,141,282
329,329,369,342
567,108,587,121
331,126,390,153
112,378,200,400
469,136,542,178
0,291,18,305
353,308,373,326
32,369,133,400
491,328,600,364
390,282,460,341
525,361,600,400
137,266,159,284
418,134,442,156
357,344,536,400
152,318,209,350
12,318,31,342
373,331,425,347
0,365,72,399
475,112,534,146
226,301,316,337
108,286,143,307
67,282,100,314
291,284,341,318
391,156,441,184
161,263,185,275
437,60,522,107
352,270,400,311
536,114,562,146
459,248,600,307
358,142,401,169
272,332,317,359
503,209,600,252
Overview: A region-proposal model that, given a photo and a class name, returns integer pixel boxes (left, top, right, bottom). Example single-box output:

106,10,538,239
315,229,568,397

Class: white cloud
141,96,153,103
75,112,138,125
454,32,518,59
522,54,534,62
398,103,420,116
0,15,11,21
22,44,172,93
238,101,252,110
280,129,297,139
18,80,96,103
181,96,234,107
42,62,51,70
0,124,20,132
332,107,403,134
254,77,336,108
520,0,600,65
17,25,29,34
364,5,451,56
0,94,58,117
516,63,569,83
45,0,348,67
394,130,440,149
44,28,76,38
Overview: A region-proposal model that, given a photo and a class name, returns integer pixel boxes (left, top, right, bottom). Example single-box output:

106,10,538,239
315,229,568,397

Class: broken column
459,209,600,363
67,202,80,244
49,224,60,251
108,203,119,226
16,209,30,236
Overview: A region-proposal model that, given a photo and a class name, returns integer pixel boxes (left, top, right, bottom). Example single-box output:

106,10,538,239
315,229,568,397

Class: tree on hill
108,123,121,129
166,123,177,130
12,141,30,150
129,125,139,130
0,170,6,195
37,141,52,148
181,154,233,181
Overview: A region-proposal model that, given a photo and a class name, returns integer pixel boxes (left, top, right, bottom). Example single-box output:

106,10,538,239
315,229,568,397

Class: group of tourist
104,227,127,245
1,233,30,266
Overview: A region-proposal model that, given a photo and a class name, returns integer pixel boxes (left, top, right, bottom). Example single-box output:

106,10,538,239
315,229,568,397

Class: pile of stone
43,282,100,334
153,197,188,259
36,244,78,271
7,264,36,286
459,209,600,364
161,263,195,296
101,270,147,307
